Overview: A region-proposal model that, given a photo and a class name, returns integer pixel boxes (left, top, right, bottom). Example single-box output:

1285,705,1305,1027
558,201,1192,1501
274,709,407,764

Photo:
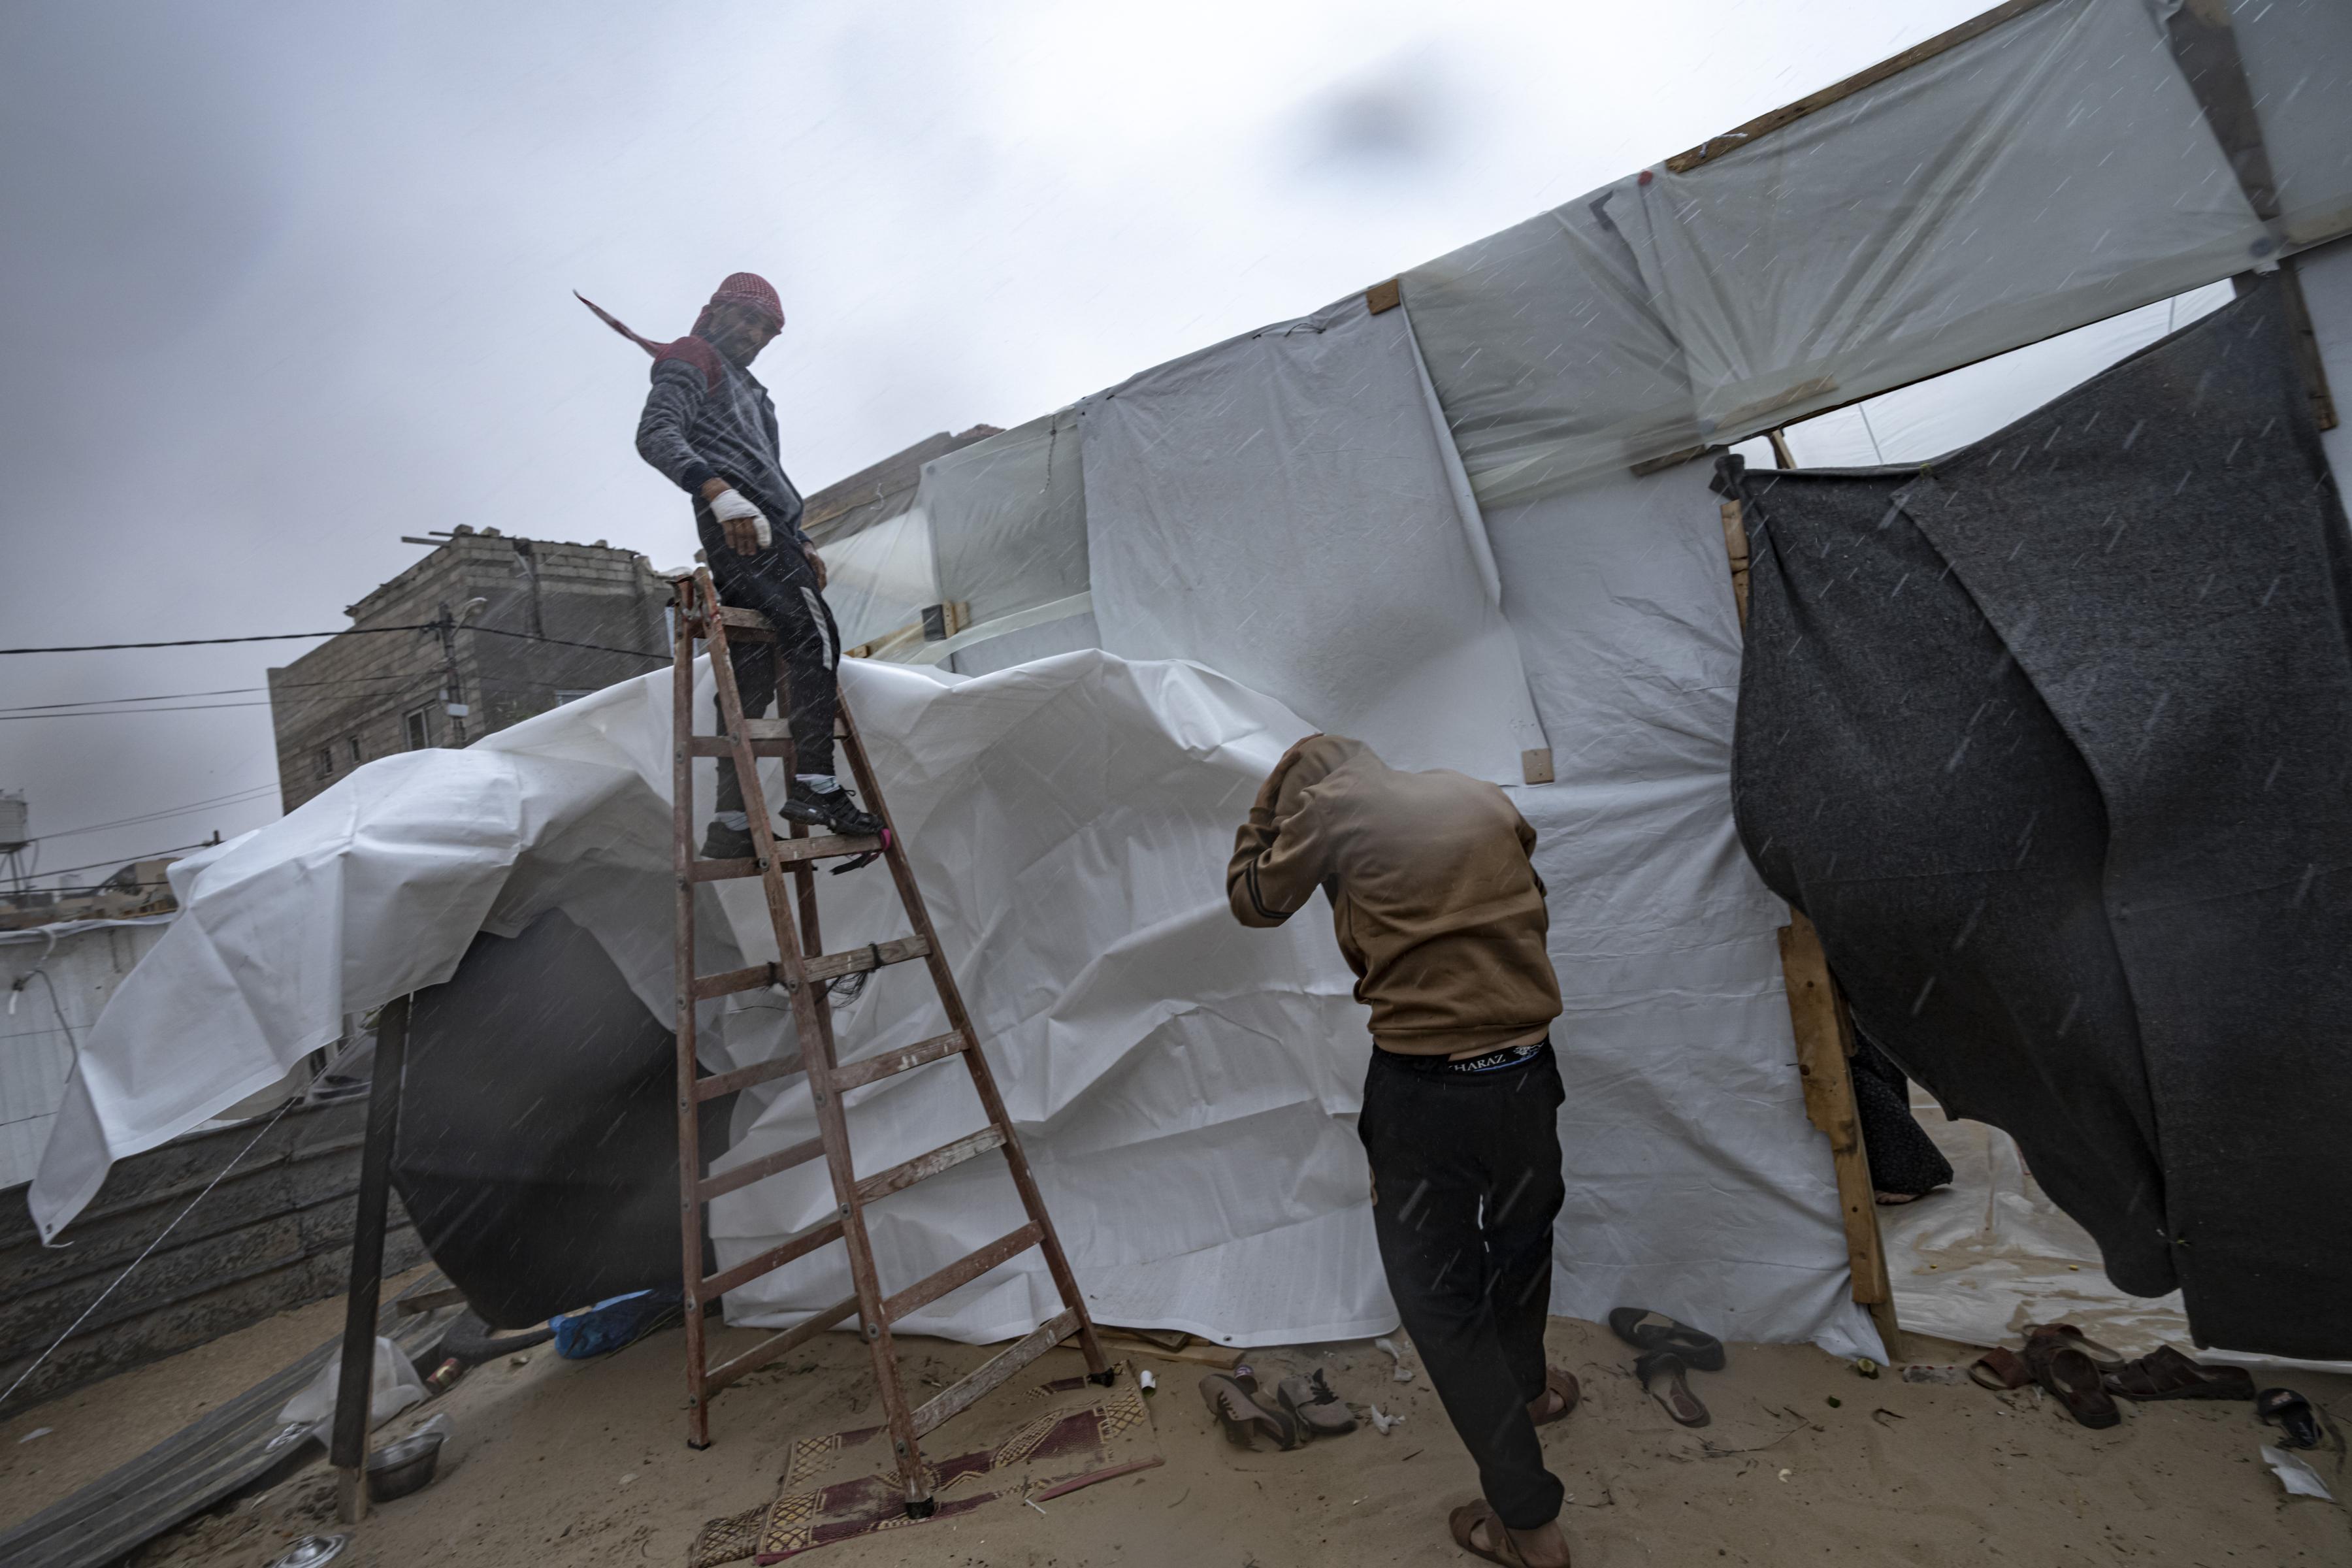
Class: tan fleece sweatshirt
1226,734,1563,1056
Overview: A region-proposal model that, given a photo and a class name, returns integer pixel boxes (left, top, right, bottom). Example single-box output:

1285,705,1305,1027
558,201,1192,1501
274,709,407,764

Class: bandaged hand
708,487,771,554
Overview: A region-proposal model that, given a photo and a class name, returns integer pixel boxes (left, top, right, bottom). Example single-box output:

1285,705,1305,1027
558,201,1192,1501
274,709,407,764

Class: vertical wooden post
332,993,409,1523
672,591,711,1450
1721,489,1902,1362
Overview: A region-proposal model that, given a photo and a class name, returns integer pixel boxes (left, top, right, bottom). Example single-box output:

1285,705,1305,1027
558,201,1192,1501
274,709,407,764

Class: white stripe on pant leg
800,585,836,671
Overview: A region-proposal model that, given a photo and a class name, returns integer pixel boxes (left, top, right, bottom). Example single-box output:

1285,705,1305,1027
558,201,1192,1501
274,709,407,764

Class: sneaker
700,820,755,860
780,778,884,838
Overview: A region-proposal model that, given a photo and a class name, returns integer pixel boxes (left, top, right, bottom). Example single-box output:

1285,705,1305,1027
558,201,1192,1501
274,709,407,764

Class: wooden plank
830,1031,968,1091
1780,913,1901,1357
853,1127,1007,1205
804,936,929,985
694,1049,805,1102
912,1309,1080,1436
1665,0,2058,173
880,1223,1041,1326
700,1217,846,1301
698,1135,827,1205
392,1282,468,1316
693,962,779,1000
704,1294,860,1394
671,578,708,1447
1364,278,1403,315
331,994,408,1522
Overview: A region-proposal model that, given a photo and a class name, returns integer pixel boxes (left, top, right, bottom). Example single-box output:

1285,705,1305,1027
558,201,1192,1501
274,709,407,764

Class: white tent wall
818,504,939,651
2298,234,2352,487
0,919,172,1189
1080,292,1546,784
923,407,1090,632
1484,461,1880,1358
2226,0,2352,247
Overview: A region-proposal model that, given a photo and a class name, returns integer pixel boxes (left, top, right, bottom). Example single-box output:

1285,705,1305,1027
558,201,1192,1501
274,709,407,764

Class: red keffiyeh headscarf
576,272,783,390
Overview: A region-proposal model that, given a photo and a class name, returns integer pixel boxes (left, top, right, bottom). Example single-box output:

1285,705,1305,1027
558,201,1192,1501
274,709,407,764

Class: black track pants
701,529,841,815
1359,1043,1567,1531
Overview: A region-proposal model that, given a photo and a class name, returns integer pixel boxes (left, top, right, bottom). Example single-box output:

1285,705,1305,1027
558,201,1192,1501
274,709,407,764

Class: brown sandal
1528,1366,1580,1426
2023,1335,2120,1429
1448,1501,1529,1566
1200,1373,1301,1450
1968,1347,2033,1391
1635,1350,1710,1428
2099,1345,2254,1402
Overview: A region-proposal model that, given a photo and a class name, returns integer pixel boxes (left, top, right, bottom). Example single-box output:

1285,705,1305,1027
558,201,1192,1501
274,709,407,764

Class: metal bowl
269,1538,348,1568
365,1426,446,1502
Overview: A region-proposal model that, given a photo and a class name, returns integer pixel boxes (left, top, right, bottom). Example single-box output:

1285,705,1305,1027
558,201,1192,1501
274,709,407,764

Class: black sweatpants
1359,1043,1567,1531
700,523,842,816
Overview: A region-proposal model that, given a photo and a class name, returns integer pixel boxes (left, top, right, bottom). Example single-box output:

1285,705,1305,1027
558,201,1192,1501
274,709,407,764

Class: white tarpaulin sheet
1081,292,1545,784
29,642,1876,1357
1485,460,1879,1358
1401,0,2319,504
923,407,1090,630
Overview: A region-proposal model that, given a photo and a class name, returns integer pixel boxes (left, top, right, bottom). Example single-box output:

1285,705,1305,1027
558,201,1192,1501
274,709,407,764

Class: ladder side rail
670,585,713,1448
831,700,1112,1381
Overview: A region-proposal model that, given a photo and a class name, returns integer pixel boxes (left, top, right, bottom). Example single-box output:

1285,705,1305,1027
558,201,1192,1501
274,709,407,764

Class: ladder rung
690,834,885,881
882,1222,1041,1326
830,1031,968,1090
741,718,792,741
701,1215,845,1301
704,1294,860,1396
855,1126,1005,1205
700,1134,826,1203
911,1308,1080,1436
804,936,928,985
698,606,776,640
692,938,926,1000
696,1050,804,1102
687,736,796,759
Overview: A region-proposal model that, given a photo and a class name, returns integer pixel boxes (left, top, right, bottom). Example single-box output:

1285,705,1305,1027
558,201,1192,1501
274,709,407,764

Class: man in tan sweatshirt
1228,734,1575,1568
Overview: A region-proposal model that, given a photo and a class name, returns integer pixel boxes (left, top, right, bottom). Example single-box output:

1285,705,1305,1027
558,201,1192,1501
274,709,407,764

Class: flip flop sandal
1635,1350,1711,1428
1447,1500,1530,1566
2257,1387,2324,1449
1277,1369,1359,1437
2024,1336,2121,1429
2025,1322,2126,1368
2099,1345,2254,1402
1607,1308,1727,1372
1200,1373,1301,1450
1969,1347,2033,1391
1528,1366,1580,1427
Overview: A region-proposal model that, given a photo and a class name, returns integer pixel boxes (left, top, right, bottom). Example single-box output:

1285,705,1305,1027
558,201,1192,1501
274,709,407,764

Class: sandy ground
6,1303,2345,1568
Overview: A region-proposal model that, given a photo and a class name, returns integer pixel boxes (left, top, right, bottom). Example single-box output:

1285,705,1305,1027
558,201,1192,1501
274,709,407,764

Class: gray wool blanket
1727,280,2352,1359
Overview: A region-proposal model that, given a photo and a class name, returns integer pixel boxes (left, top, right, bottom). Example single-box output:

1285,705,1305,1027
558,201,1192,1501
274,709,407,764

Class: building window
348,736,363,764
313,747,334,779
405,707,433,750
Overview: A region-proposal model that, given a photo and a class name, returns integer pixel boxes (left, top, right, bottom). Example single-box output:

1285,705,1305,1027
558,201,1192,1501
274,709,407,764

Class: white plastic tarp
817,505,938,649
1081,292,1546,784
1484,459,1879,1358
1401,0,2295,504
2227,0,2352,246
922,408,1090,629
1612,0,2268,448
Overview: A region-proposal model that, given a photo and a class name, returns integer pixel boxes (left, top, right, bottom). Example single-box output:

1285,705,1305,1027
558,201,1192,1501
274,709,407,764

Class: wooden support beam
331,994,410,1523
1720,489,1899,1360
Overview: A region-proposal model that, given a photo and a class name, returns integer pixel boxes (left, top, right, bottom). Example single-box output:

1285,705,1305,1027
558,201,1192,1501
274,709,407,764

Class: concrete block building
267,530,670,812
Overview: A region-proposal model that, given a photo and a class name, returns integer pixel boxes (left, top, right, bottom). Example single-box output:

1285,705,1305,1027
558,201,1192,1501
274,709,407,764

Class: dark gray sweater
634,345,807,544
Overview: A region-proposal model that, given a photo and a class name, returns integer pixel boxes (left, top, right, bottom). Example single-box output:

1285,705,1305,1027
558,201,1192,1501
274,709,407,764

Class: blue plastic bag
551,1289,685,1359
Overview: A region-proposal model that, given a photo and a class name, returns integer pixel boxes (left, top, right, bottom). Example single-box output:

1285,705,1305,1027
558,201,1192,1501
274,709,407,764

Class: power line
0,624,666,660
0,702,274,722
33,839,223,880
34,786,280,842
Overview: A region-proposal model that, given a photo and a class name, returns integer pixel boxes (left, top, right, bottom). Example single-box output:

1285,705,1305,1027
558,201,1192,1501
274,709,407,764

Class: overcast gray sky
0,0,1983,880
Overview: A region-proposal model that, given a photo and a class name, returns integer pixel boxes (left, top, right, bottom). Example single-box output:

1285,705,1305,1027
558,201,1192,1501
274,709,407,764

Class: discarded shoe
2100,1345,2254,1402
2025,1334,2121,1429
1200,1373,1301,1450
2257,1387,2324,1449
1968,1347,2033,1391
2025,1322,2126,1368
1608,1308,1725,1371
1635,1350,1710,1428
1276,1369,1358,1437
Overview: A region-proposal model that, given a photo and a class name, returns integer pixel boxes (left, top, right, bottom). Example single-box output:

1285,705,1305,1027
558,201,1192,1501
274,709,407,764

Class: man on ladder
580,270,883,851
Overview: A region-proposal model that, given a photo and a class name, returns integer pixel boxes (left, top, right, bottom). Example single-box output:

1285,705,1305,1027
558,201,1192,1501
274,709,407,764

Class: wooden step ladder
668,568,1111,1509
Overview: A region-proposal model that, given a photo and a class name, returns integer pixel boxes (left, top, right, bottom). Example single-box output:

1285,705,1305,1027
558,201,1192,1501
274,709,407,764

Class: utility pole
425,598,487,747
